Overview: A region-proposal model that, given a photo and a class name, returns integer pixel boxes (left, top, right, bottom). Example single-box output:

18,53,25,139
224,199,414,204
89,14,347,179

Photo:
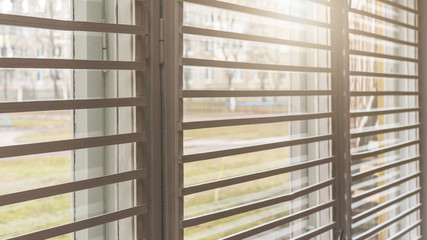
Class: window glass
349,0,421,239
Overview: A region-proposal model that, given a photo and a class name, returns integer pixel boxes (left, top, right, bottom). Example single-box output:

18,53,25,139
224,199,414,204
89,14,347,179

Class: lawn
0,155,72,239
5,112,70,129
183,121,295,239
1,110,297,239
0,112,72,240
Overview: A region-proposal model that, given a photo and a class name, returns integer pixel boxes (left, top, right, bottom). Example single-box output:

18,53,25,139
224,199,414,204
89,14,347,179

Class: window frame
418,0,427,239
161,0,423,239
0,0,158,239
0,0,424,238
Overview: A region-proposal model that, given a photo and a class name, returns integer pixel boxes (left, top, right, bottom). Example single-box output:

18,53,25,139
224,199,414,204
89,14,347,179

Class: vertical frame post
135,0,147,239
162,0,182,239
332,0,352,239
146,0,163,239
418,0,426,237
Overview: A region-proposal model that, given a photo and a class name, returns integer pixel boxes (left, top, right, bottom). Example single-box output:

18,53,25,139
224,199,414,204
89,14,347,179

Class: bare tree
29,0,63,99
215,11,243,89
220,39,242,89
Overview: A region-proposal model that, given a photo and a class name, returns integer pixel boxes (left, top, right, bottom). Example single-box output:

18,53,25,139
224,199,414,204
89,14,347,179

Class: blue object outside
0,113,13,127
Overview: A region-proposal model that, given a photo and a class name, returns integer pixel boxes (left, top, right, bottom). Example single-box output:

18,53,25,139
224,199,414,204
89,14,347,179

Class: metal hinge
159,18,165,64
145,15,150,60
334,228,343,240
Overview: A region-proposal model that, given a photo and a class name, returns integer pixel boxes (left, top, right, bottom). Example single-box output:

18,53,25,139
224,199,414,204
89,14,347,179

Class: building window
54,46,61,57
36,46,43,57
204,68,213,84
232,69,244,83
20,49,27,57
19,72,27,83
36,71,44,84
1,47,6,56
205,40,214,54
183,39,192,56
184,68,193,89
204,12,214,25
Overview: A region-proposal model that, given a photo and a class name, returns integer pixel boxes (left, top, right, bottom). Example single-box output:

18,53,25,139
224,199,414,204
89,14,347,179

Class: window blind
348,0,421,239
177,0,336,239
1,0,424,239
0,0,148,239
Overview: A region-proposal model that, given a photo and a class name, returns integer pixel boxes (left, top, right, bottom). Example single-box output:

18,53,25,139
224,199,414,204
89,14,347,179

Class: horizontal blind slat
351,139,419,160
351,91,419,96
0,169,145,207
182,134,333,162
183,0,331,28
352,155,420,180
375,0,418,14
350,123,420,138
352,188,421,223
349,29,418,46
181,26,332,50
181,112,333,130
353,204,421,240
350,107,419,117
388,220,422,240
0,58,146,70
221,202,335,240
182,179,334,228
352,172,420,202
0,133,146,158
349,50,418,63
349,71,418,79
7,205,146,240
182,90,333,98
0,13,144,34
182,156,334,195
182,58,332,72
0,97,146,113
349,8,418,30
290,222,336,240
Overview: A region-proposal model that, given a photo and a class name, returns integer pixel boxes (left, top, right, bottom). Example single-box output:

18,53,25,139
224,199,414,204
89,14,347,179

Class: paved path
0,127,70,157
0,129,30,146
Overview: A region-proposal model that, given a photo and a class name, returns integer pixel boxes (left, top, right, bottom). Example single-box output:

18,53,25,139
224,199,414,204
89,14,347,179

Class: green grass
185,208,291,240
185,122,288,140
184,148,289,185
183,122,294,238
0,112,73,239
9,119,70,128
4,112,70,128
0,194,72,239
184,172,290,213
0,155,70,182
1,111,294,239
0,155,72,239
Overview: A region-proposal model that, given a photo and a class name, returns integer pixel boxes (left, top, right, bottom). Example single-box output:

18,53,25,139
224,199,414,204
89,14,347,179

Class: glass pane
348,0,421,238
182,0,333,239
0,182,136,239
0,0,139,239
